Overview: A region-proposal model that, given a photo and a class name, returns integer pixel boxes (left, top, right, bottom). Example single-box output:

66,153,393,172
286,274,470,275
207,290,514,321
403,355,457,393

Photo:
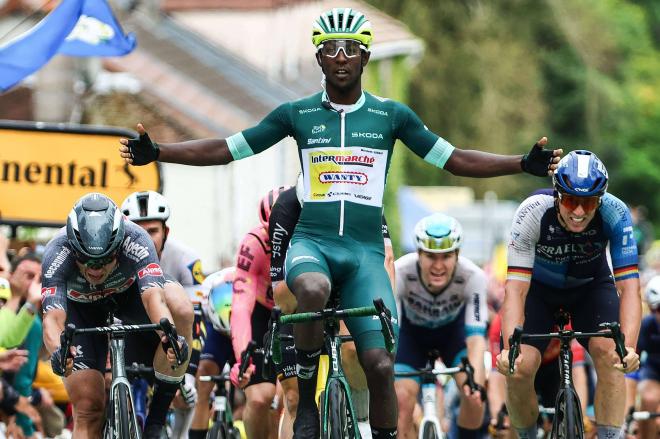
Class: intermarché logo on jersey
311,154,375,167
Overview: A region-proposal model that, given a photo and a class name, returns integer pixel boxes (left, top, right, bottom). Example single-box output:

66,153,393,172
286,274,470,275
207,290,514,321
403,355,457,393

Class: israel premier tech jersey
507,193,639,288
227,91,455,243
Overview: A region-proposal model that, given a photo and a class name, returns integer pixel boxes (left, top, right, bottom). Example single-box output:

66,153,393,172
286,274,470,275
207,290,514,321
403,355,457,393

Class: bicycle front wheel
421,422,440,439
115,384,139,439
552,388,584,439
207,423,227,439
323,379,351,439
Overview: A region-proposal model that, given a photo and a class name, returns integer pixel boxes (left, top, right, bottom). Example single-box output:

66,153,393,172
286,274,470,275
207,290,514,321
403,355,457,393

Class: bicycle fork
419,382,443,439
109,336,141,437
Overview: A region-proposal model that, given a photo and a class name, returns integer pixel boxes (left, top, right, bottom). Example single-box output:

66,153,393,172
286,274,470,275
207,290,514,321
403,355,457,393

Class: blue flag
59,0,136,57
0,0,86,92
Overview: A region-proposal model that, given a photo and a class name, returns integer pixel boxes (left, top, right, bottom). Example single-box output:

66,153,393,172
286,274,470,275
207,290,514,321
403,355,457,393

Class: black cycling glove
161,335,189,366
127,130,160,165
0,377,20,415
521,141,554,177
50,347,67,377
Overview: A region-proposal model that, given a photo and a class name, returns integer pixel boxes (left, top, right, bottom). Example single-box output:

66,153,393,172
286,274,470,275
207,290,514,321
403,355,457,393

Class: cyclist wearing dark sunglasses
119,7,564,437
498,150,641,439
41,193,192,439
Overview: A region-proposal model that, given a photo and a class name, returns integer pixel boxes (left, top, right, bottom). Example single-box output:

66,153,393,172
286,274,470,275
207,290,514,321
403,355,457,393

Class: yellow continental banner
0,121,160,226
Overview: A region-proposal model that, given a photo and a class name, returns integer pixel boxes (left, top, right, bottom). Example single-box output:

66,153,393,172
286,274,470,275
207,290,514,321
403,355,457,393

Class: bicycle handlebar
270,298,396,365
508,322,626,374
461,357,478,394
199,374,232,383
59,318,184,372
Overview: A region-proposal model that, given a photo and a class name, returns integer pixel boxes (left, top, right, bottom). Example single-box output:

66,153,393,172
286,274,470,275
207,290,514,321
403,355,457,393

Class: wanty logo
138,263,163,279
319,172,368,184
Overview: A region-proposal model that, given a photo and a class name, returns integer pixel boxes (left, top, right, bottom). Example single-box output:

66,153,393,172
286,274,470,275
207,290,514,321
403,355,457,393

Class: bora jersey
227,91,455,244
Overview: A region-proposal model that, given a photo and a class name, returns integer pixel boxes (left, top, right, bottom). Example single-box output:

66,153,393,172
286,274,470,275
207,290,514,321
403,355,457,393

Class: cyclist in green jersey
119,8,561,437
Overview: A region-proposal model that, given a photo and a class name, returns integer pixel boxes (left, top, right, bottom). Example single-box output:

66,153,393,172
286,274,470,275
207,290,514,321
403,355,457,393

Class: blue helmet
553,150,608,197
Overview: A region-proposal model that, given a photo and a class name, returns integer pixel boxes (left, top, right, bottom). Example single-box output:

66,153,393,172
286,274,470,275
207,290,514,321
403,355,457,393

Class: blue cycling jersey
507,193,639,288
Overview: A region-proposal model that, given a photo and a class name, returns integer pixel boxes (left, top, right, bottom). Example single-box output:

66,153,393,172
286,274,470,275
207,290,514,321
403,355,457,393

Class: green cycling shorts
284,231,399,353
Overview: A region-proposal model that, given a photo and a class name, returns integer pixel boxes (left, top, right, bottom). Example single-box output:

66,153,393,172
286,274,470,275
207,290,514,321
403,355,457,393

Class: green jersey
227,91,455,243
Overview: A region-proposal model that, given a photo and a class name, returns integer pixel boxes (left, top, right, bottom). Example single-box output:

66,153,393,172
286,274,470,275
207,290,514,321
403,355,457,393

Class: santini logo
307,138,331,145
352,132,383,139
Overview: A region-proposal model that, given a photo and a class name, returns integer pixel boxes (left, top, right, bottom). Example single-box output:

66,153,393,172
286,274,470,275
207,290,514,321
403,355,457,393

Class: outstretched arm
445,137,562,178
119,123,234,166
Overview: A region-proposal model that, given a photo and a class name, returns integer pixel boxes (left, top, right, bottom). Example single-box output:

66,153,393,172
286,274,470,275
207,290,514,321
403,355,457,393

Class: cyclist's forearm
158,138,234,166
42,310,66,353
466,335,486,385
501,280,529,348
444,149,523,177
617,278,641,346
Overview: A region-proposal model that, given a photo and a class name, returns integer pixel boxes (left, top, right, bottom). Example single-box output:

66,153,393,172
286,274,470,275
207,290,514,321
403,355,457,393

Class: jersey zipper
339,110,346,237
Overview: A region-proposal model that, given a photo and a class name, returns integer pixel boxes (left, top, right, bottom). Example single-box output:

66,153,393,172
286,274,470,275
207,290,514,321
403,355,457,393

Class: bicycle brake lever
59,323,76,373
508,326,523,375
239,341,257,379
159,318,184,368
373,298,396,353
600,322,627,368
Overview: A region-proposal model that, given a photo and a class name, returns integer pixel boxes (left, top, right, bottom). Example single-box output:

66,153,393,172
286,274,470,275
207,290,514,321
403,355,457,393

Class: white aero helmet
645,275,660,309
201,267,235,332
414,213,463,253
121,191,171,223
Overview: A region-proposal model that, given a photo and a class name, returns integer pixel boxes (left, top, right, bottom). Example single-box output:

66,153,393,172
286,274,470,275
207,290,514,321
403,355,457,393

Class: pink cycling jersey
230,225,274,360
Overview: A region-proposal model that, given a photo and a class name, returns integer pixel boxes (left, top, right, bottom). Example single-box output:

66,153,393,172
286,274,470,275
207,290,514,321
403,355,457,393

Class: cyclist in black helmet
41,193,194,439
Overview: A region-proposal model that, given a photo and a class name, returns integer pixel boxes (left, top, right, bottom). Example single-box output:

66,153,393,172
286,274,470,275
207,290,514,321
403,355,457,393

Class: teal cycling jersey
227,91,455,243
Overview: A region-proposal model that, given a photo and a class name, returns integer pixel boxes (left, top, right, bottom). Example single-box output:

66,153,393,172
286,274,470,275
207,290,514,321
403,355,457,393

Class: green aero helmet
312,7,373,49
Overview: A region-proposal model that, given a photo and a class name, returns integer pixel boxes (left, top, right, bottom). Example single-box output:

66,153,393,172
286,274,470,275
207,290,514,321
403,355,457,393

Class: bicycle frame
199,374,239,438
270,298,396,439
509,314,626,439
395,358,473,439
61,311,184,439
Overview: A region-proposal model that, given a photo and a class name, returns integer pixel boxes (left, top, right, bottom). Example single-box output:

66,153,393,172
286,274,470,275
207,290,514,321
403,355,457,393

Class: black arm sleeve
269,188,301,283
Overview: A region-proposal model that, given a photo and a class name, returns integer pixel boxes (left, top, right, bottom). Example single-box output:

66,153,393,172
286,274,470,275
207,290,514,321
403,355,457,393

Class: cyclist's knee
283,384,299,415
164,283,194,327
360,349,394,382
245,383,275,412
395,381,417,416
291,273,330,309
639,382,660,409
589,338,617,367
73,395,105,425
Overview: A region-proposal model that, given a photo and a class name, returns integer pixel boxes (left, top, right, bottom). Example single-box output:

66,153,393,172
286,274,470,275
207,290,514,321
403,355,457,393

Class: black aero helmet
66,193,125,260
